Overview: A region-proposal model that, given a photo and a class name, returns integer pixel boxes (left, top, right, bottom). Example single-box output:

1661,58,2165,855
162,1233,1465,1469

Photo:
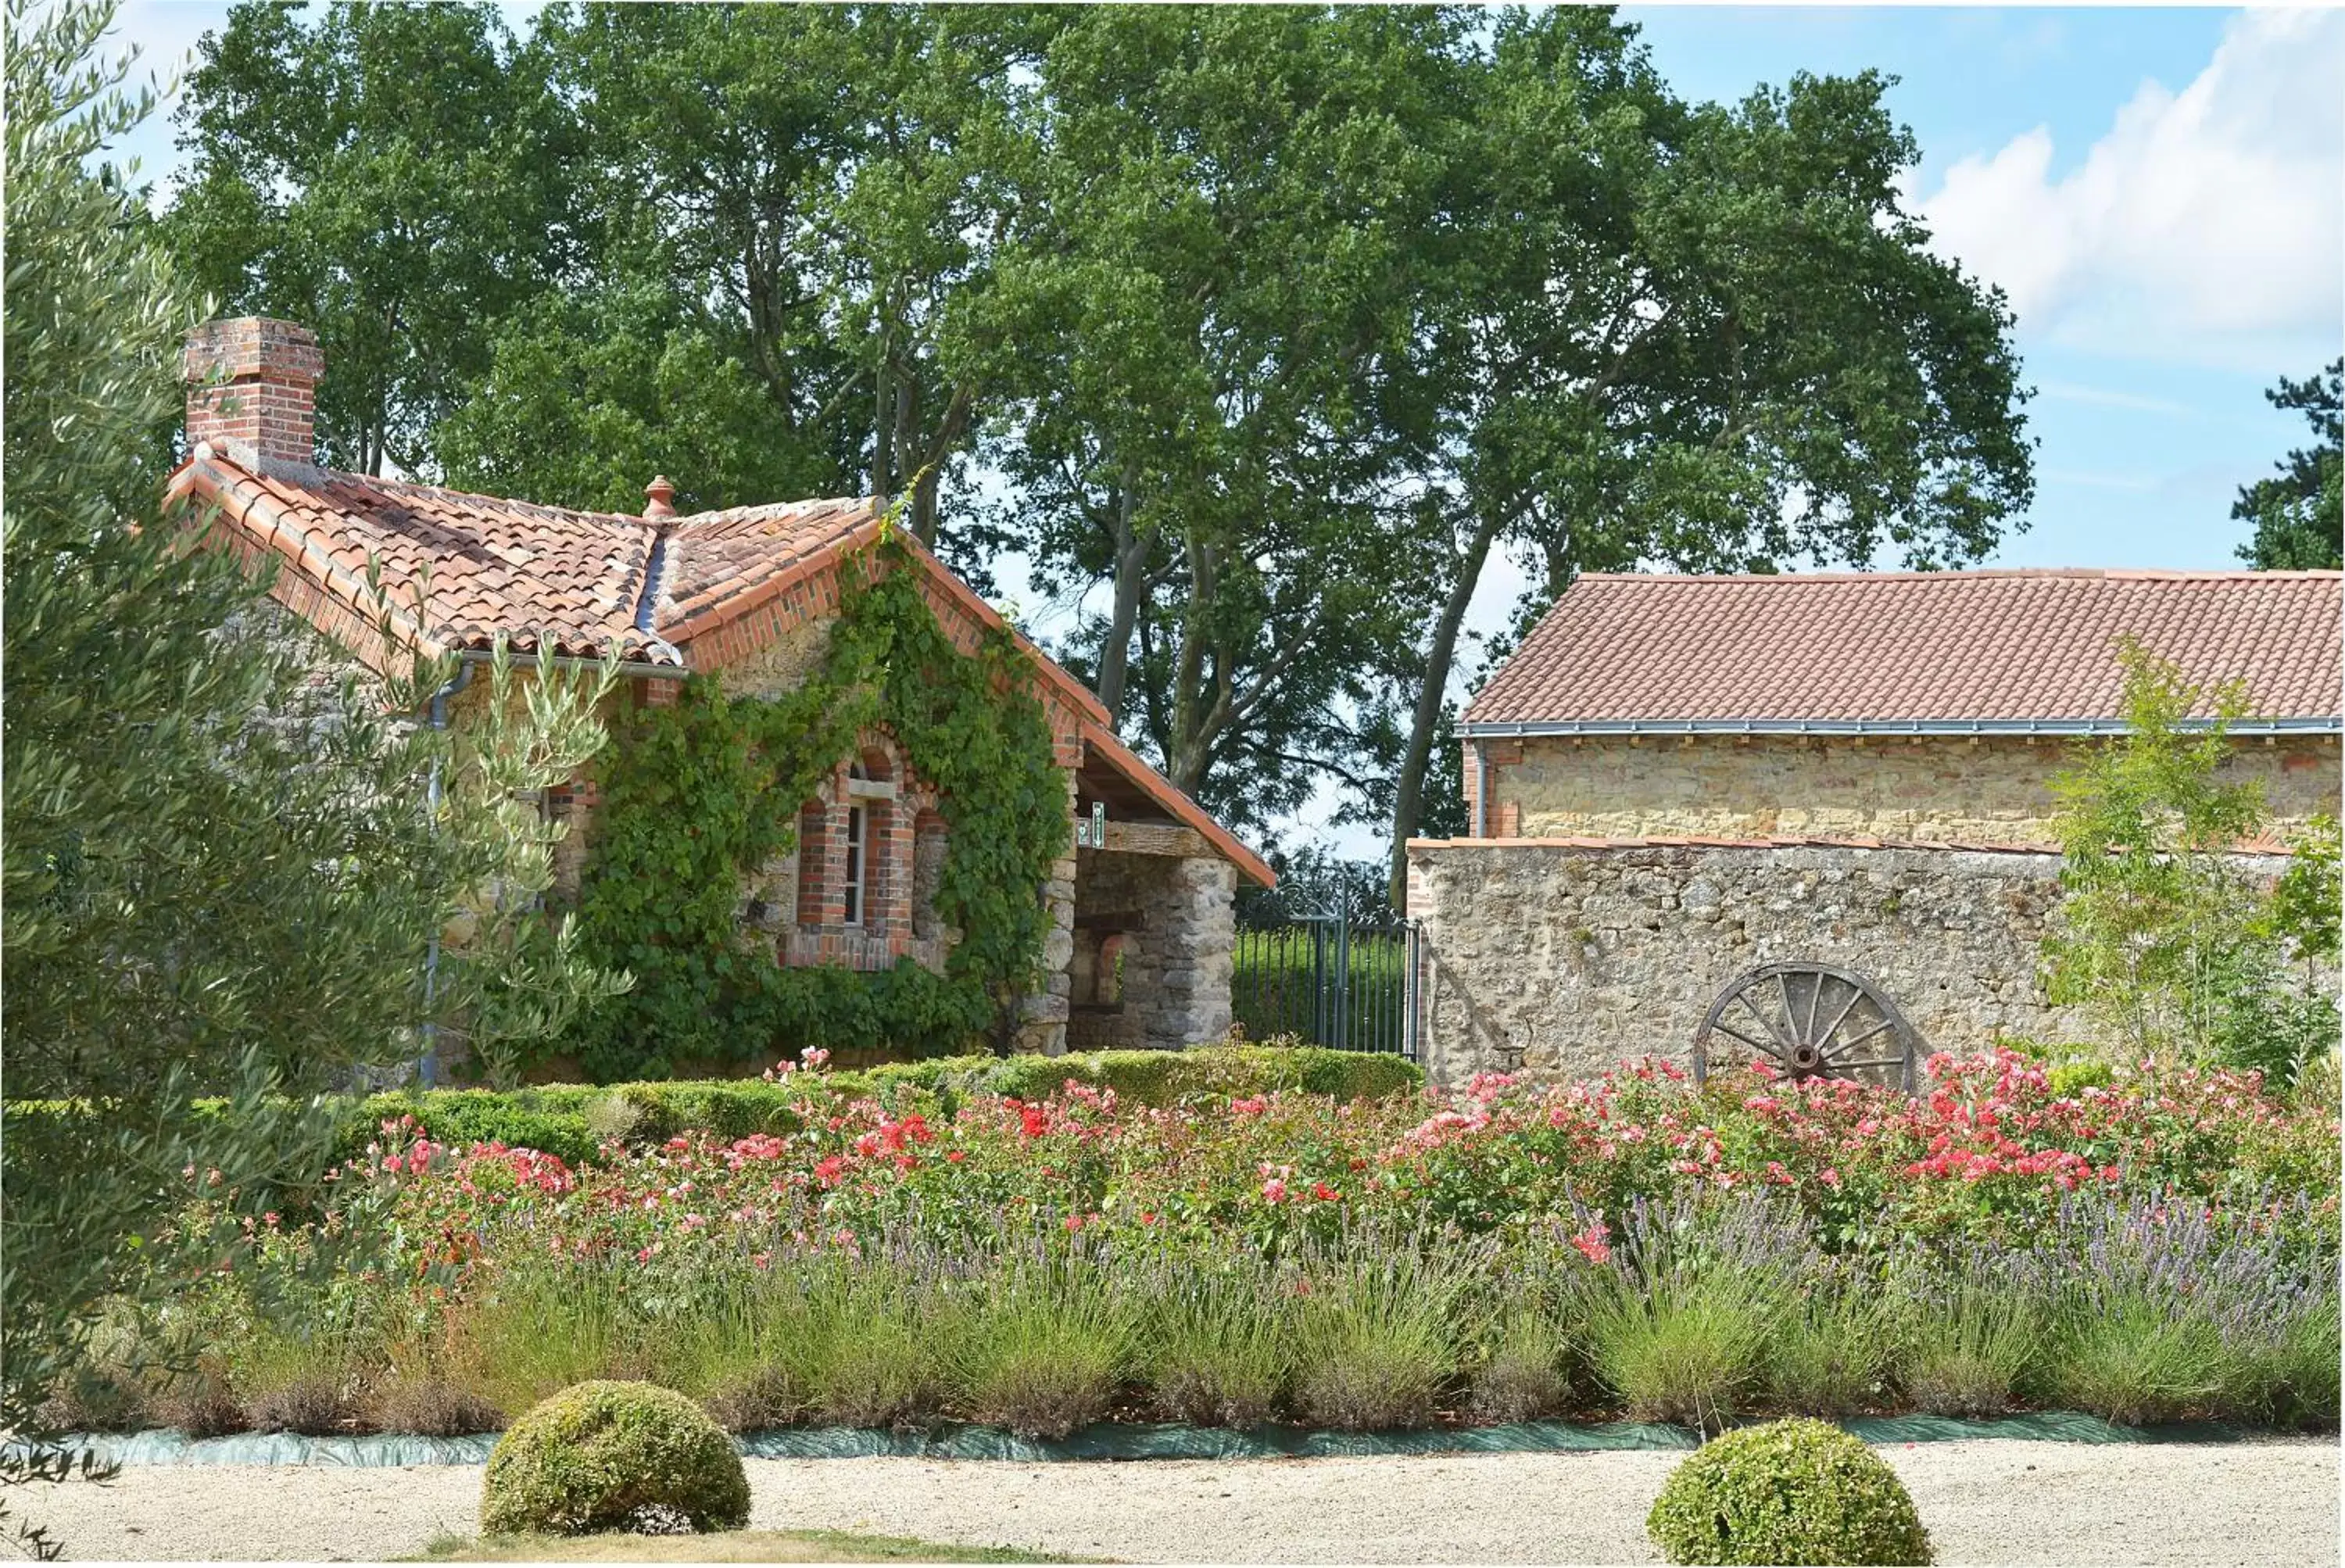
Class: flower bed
59,1049,2340,1441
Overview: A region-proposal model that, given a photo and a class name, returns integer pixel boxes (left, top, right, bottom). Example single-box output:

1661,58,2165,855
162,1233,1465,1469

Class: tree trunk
1167,533,1213,793
1094,475,1144,713
871,353,895,503
1387,509,1507,908
909,384,972,549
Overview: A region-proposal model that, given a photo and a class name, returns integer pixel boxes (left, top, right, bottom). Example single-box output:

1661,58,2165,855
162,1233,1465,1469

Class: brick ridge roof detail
1464,570,2344,727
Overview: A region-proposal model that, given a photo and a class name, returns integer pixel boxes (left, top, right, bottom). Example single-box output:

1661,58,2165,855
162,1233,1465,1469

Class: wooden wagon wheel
1692,961,1921,1093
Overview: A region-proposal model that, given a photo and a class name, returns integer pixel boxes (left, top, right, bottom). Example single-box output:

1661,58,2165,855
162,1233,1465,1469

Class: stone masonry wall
1480,733,2340,847
1069,848,1237,1051
1405,838,2300,1088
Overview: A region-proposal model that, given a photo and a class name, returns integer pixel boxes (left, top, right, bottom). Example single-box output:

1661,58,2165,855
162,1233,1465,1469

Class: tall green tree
2,3,619,1541
1380,14,2034,900
2234,360,2343,571
431,281,815,516
163,1,575,474
968,5,1464,829
484,4,1039,537
157,3,2039,872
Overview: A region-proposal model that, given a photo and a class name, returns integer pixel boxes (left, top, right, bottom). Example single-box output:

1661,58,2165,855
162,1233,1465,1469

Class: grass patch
415,1528,1083,1563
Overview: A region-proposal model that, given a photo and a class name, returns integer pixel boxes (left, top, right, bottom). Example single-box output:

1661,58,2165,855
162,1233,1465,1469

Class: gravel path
19,1440,2338,1565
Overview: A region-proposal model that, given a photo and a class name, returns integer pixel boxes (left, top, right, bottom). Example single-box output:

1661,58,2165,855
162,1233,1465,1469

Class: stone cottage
1409,568,2343,1085
167,316,1273,1057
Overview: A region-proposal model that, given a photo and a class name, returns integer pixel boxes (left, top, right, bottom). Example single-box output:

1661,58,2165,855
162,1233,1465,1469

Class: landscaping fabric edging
34,1413,2261,1468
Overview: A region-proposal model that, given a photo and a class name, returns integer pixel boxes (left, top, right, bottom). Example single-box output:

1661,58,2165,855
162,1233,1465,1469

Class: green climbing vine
560,533,1071,1082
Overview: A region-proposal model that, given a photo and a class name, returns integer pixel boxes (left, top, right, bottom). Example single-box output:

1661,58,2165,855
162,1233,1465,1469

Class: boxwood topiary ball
479,1380,750,1538
1647,1417,1933,1566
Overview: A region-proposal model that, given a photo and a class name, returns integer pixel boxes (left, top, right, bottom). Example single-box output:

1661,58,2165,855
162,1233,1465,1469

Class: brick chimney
184,317,322,468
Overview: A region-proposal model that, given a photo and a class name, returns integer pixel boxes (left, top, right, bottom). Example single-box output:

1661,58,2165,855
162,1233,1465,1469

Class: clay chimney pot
644,475,678,521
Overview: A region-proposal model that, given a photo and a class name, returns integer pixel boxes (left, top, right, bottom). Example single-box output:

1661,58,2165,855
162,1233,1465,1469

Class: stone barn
1407,568,2343,1086
168,316,1273,1059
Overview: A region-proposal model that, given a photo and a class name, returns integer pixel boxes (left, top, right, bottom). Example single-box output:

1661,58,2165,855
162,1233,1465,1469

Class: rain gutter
1472,737,1490,838
1455,716,2342,739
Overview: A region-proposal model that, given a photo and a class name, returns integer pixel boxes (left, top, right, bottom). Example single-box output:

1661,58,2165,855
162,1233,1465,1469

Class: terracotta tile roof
166,449,665,661
165,447,1272,883
167,449,899,667
1462,569,2343,732
663,499,885,642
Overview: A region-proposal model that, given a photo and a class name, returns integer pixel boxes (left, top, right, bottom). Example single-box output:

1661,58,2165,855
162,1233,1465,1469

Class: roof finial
643,474,677,521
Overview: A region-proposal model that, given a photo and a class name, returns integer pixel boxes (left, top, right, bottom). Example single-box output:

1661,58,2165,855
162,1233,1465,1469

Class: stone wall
1477,732,2340,847
1068,848,1237,1051
1405,837,2300,1087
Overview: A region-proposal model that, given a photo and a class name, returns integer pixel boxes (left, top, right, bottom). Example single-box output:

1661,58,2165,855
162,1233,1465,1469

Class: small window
843,800,867,926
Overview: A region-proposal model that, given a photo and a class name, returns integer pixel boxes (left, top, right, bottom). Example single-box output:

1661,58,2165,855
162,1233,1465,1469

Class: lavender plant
1577,1194,1815,1431
2017,1190,2339,1423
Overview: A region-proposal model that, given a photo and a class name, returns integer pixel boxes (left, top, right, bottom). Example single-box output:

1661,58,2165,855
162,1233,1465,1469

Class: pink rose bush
315,1047,2332,1280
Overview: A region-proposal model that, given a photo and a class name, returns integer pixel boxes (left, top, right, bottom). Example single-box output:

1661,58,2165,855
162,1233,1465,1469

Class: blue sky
100,3,2344,854
1616,7,2343,578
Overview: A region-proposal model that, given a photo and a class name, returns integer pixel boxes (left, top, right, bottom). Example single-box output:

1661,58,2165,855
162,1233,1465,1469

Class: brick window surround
785,735,925,970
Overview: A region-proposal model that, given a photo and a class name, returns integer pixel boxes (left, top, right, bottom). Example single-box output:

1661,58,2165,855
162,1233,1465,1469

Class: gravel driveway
19,1439,2339,1565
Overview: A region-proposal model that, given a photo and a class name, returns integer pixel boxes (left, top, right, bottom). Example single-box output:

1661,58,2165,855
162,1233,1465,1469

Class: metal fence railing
1232,914,1421,1059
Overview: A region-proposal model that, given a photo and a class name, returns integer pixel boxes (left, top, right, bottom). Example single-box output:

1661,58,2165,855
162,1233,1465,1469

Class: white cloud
2034,381,2195,417
1917,9,2344,371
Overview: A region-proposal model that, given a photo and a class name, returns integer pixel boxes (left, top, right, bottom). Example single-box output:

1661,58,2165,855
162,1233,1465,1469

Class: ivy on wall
560,535,1071,1082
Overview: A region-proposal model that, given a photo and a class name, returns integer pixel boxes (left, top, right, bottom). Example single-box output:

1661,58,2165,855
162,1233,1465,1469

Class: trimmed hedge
480,1380,750,1537
332,1044,1418,1165
8,1045,1424,1174
1647,1418,1934,1566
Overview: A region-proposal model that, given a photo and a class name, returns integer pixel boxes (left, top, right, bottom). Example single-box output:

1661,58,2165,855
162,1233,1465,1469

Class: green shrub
1472,1308,1573,1423
860,1043,1423,1110
1581,1217,1795,1430
1289,1230,1483,1431
655,1267,822,1434
1895,1278,2037,1419
801,1258,951,1430
1767,1280,1892,1417
2045,1300,2225,1426
1646,1417,1933,1566
451,1265,642,1417
2046,1058,2115,1099
478,1380,750,1537
2241,1296,2342,1427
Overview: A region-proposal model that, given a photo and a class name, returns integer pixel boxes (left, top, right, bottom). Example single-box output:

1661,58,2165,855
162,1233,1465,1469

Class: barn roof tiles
1461,569,2343,736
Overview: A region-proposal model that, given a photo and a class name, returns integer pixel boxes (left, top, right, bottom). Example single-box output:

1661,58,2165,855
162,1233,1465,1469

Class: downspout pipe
417,660,476,1088
1473,737,1490,839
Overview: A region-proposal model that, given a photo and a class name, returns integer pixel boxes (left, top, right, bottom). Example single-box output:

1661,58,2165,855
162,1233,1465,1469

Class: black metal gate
1232,912,1423,1059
